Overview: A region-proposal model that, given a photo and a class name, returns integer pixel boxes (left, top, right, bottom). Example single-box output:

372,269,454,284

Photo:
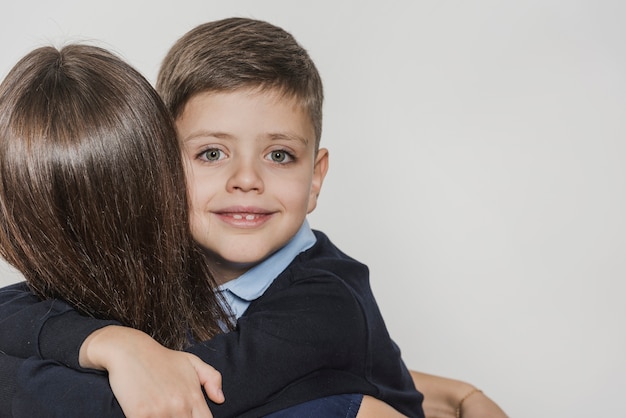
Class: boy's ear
307,148,329,214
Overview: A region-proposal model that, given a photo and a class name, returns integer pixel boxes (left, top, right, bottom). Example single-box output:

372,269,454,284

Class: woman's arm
357,395,407,417
355,372,508,418
410,371,507,418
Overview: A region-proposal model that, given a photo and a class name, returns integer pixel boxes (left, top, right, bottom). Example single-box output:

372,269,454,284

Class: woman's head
0,44,228,348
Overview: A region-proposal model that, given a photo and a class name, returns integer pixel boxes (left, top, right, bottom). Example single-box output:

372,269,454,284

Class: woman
0,43,232,417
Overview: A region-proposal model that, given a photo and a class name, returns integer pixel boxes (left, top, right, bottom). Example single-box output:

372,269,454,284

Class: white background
2,1,625,417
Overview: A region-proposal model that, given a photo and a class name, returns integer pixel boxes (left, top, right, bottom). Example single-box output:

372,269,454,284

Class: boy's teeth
232,214,257,220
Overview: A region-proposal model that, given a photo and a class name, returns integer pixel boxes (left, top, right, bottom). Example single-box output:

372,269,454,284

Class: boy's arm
4,275,365,387
77,276,370,417
0,283,507,418
186,277,372,417
0,284,224,418
0,282,118,366
81,325,224,417
0,337,222,418
0,352,22,418
3,277,382,416
1,354,125,418
0,284,125,417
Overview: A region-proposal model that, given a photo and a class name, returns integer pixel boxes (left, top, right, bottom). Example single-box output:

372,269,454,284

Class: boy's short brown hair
157,17,324,148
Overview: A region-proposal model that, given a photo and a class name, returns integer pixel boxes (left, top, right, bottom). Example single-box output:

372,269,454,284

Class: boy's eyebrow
181,130,232,143
181,130,310,146
267,132,309,146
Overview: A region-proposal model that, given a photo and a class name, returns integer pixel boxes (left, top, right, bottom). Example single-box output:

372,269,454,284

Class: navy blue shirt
0,230,424,417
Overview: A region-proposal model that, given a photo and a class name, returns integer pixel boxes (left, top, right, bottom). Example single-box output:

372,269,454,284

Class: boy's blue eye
266,150,294,163
201,148,224,161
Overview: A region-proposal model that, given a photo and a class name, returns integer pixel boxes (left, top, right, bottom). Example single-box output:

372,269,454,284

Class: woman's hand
80,325,224,418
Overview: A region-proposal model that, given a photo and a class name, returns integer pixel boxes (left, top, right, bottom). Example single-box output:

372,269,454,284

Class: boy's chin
205,251,273,282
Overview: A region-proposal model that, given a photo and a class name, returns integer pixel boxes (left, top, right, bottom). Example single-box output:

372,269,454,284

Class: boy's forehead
188,86,304,109
186,86,308,114
176,88,316,147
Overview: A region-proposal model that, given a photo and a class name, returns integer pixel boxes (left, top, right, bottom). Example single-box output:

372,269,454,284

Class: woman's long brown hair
0,44,231,349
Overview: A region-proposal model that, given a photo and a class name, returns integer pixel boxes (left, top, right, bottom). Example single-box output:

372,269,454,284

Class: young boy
0,18,424,417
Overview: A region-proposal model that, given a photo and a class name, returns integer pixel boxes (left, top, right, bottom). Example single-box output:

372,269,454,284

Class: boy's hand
80,325,224,418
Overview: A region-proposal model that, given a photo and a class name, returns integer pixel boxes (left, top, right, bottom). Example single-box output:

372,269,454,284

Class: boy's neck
215,221,317,319
208,220,316,285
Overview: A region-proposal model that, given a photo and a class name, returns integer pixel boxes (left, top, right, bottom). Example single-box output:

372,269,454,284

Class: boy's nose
226,160,264,193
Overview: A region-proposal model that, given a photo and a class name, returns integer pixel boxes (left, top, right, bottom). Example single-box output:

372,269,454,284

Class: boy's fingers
187,354,225,404
203,385,225,405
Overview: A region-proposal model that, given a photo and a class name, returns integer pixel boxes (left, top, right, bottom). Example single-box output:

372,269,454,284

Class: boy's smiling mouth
214,207,274,227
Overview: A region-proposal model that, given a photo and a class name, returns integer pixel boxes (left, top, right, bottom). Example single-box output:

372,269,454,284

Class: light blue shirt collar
218,220,316,319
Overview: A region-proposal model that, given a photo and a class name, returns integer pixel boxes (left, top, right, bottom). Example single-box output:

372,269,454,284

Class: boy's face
177,88,328,283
